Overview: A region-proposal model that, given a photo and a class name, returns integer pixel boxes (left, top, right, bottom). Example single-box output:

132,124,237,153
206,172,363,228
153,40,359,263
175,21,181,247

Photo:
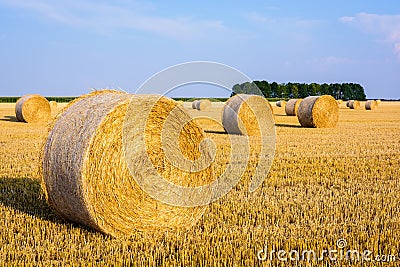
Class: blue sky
0,0,399,99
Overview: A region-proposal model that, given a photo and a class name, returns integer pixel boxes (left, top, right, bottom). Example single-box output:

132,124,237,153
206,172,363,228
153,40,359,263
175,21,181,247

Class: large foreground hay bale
348,100,360,109
222,94,274,136
195,99,212,111
42,91,214,237
15,94,51,123
297,95,339,128
276,100,286,107
365,100,378,110
285,99,302,116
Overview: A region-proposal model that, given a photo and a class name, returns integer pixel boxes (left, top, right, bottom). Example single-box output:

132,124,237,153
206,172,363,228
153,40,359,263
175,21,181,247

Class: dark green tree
271,82,279,98
298,83,308,98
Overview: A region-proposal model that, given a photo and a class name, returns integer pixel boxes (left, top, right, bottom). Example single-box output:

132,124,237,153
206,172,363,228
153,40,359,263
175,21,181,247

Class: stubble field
0,101,399,266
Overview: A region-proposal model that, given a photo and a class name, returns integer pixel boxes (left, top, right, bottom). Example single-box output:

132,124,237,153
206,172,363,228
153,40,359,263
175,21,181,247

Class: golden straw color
376,99,382,105
349,100,361,109
297,95,339,128
49,101,57,110
221,94,274,136
365,100,378,110
192,100,200,109
15,94,51,123
196,99,212,111
285,99,302,116
276,100,286,107
42,91,215,237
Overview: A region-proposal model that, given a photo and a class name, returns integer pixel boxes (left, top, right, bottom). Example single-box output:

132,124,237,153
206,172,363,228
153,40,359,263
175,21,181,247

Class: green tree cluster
232,81,366,100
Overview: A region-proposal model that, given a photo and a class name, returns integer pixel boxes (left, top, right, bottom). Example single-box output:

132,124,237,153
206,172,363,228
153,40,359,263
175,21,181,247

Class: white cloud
340,12,400,60
0,0,226,39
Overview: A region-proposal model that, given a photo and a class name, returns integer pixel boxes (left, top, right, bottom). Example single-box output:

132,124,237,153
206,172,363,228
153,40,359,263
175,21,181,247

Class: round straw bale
376,100,381,105
346,100,351,107
337,100,343,105
42,91,214,237
365,100,378,110
276,100,287,107
15,94,51,123
285,99,302,116
297,95,339,128
348,100,360,109
222,94,274,136
195,99,212,111
49,101,57,109
192,100,199,109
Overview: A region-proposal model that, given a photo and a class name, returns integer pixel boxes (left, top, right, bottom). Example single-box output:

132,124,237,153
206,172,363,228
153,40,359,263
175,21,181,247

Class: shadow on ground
0,177,110,236
0,177,61,223
274,123,302,128
0,115,19,122
204,130,227,135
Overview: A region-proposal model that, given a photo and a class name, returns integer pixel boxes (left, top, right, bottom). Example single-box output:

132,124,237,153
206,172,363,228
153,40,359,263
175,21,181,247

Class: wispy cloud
340,12,400,60
0,0,226,39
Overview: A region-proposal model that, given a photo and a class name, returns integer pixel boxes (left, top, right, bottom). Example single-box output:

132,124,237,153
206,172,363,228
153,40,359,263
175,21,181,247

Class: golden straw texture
42,91,214,237
221,94,274,136
365,100,378,110
285,99,302,116
15,94,51,123
297,95,339,128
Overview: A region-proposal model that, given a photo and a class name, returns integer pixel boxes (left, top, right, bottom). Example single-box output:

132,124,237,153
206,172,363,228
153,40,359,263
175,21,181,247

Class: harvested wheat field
1,101,400,266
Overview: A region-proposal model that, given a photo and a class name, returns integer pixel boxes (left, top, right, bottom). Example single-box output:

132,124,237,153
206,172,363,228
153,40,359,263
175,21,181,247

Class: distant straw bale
15,94,51,123
195,99,212,111
276,100,286,107
49,101,57,109
222,94,274,136
297,95,339,128
285,99,302,116
192,100,199,109
348,100,360,109
365,100,378,110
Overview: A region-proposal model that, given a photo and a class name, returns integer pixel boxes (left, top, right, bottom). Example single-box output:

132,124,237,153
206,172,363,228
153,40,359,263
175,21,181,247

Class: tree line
232,81,366,100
